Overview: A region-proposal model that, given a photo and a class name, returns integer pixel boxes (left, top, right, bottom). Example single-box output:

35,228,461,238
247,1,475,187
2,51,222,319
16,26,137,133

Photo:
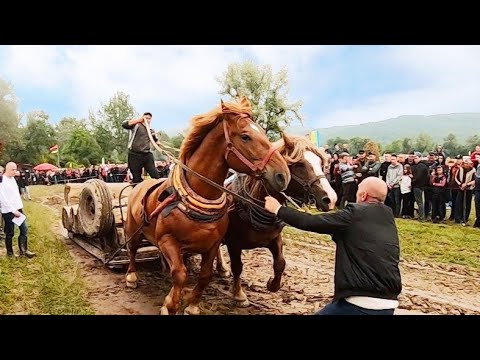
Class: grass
0,185,94,315
283,204,480,272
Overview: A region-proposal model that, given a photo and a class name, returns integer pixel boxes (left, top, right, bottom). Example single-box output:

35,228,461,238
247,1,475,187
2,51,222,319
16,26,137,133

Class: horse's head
220,97,290,193
276,133,337,211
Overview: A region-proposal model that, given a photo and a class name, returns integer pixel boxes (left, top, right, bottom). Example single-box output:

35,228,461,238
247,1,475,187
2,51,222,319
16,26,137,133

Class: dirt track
44,194,480,315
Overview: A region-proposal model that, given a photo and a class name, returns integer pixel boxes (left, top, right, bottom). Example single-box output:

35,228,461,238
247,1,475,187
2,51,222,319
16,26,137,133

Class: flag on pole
309,130,321,148
49,144,59,154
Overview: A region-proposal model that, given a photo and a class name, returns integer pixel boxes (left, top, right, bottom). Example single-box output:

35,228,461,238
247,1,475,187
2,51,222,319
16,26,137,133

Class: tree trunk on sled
64,182,132,206
62,205,74,231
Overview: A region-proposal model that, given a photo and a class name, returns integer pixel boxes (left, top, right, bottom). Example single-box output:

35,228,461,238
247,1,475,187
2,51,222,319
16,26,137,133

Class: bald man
0,162,36,258
264,177,402,315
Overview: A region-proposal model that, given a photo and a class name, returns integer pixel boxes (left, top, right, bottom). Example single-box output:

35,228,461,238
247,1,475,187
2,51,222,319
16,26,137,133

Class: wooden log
62,205,73,231
64,182,132,205
112,206,128,225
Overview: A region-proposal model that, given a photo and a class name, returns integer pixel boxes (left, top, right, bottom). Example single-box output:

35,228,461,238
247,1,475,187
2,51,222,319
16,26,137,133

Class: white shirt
0,176,23,213
346,296,399,310
400,175,412,194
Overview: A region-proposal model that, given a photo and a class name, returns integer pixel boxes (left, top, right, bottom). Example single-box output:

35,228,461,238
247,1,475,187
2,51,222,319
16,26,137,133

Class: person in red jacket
471,144,480,168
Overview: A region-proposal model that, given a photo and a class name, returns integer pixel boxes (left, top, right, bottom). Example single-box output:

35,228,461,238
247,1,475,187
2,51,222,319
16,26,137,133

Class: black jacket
411,162,429,188
277,203,402,301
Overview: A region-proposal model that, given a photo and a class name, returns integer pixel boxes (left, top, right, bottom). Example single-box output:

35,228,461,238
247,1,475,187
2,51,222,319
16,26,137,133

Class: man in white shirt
0,162,36,258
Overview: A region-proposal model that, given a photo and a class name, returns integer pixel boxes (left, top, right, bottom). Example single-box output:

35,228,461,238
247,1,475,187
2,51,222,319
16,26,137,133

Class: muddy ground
44,193,480,315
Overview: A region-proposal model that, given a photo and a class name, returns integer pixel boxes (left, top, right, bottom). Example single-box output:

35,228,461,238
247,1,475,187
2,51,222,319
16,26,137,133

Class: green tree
0,78,22,162
56,117,85,148
465,134,480,154
348,137,370,156
401,137,413,153
384,139,403,154
442,133,460,158
91,91,137,161
217,60,303,140
19,110,57,165
413,133,434,155
63,127,103,166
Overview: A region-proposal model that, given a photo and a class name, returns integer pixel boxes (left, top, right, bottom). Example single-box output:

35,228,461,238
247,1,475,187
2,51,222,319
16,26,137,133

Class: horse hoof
184,305,201,315
160,306,169,315
126,281,138,289
267,277,281,292
219,269,231,278
126,272,138,289
235,298,250,308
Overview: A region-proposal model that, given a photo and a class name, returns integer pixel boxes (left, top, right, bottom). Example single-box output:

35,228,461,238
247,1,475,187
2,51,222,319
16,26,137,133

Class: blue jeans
315,298,395,315
2,210,28,255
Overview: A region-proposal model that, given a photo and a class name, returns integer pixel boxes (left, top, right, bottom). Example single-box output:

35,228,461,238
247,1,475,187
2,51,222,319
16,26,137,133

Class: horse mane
179,98,253,163
275,135,328,166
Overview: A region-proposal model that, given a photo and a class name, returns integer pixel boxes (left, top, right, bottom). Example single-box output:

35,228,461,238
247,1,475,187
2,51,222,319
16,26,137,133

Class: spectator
474,153,480,228
454,158,476,225
361,152,381,179
411,152,429,220
400,164,414,218
430,166,447,223
471,144,480,168
0,162,36,258
386,154,403,218
339,152,356,208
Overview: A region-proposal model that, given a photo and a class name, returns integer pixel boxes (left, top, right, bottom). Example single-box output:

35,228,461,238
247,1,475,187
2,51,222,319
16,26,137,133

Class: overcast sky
1,45,479,136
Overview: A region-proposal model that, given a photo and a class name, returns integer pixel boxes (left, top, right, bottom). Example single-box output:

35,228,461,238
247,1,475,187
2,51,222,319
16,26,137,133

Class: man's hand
264,196,282,215
13,211,21,217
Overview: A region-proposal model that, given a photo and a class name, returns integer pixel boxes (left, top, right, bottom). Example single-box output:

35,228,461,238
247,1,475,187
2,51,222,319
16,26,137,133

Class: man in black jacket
264,176,402,315
121,112,160,184
411,152,429,220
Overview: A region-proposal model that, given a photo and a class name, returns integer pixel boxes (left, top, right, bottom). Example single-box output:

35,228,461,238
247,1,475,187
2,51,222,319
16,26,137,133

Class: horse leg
158,234,187,315
216,245,230,278
266,234,286,292
125,231,143,289
183,244,219,315
227,245,249,307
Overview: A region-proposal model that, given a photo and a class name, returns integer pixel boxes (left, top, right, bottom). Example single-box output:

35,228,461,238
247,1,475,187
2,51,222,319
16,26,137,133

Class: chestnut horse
216,134,337,307
123,97,290,315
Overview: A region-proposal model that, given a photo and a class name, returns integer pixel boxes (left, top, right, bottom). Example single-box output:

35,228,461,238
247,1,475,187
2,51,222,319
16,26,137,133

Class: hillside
286,113,479,145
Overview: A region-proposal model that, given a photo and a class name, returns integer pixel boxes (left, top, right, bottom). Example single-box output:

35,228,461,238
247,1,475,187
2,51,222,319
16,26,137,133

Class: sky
1,45,479,136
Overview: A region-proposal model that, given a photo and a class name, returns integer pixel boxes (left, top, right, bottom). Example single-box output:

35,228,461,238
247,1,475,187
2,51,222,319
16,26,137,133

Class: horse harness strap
222,116,277,176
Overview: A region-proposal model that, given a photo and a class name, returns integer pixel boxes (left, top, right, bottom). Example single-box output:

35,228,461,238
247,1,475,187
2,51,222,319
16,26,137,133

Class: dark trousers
449,189,459,219
2,210,28,255
388,187,401,217
315,298,395,315
474,190,480,227
401,192,414,217
340,182,356,208
424,187,433,218
431,191,446,221
455,190,474,223
413,188,424,219
127,151,160,184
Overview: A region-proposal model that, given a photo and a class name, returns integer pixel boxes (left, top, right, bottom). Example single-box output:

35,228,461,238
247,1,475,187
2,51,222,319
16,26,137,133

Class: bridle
222,112,277,177
290,166,327,206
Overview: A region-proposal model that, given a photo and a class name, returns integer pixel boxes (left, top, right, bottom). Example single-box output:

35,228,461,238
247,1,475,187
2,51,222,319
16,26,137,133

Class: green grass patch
0,186,94,314
283,207,480,272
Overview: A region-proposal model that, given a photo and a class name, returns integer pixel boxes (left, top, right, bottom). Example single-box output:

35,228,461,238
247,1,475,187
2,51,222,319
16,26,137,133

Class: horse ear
220,99,228,113
283,132,294,151
240,96,251,108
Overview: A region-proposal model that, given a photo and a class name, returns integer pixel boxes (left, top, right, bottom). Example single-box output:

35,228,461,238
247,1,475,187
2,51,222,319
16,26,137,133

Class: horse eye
240,134,251,142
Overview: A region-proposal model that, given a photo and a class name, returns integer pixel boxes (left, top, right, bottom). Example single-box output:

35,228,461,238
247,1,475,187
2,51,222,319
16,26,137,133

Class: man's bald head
356,177,388,204
4,162,17,177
